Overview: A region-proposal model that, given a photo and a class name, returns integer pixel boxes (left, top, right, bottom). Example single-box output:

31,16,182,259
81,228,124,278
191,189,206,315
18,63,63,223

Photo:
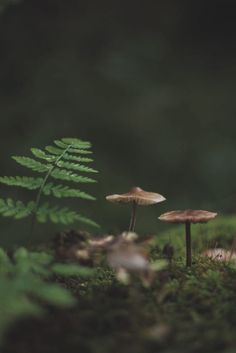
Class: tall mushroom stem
185,221,192,267
129,201,137,232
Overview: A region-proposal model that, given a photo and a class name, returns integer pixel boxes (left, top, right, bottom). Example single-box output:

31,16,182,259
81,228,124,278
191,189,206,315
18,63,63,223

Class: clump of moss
3,255,236,353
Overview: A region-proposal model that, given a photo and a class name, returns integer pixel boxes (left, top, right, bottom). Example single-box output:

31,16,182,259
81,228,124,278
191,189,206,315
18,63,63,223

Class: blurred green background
0,0,236,245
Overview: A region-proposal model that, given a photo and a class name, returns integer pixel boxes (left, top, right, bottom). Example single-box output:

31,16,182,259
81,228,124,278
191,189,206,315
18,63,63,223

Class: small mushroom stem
129,201,137,232
185,221,192,267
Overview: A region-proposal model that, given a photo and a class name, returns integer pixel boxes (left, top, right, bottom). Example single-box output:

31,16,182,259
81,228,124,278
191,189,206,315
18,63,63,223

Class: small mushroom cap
106,186,166,206
159,210,217,224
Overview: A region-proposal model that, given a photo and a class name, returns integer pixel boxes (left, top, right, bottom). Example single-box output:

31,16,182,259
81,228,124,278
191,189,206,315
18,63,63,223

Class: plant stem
185,222,192,267
129,201,137,232
28,145,72,243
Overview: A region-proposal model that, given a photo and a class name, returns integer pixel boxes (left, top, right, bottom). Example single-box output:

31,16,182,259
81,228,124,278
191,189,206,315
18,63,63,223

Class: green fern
0,177,94,200
0,199,35,219
0,138,99,235
0,176,42,190
0,247,94,339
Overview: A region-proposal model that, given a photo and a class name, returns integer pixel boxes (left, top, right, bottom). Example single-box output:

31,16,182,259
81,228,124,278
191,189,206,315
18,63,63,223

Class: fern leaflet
37,203,98,227
0,199,35,219
56,161,98,173
0,177,95,200
0,176,43,190
12,157,50,173
62,153,93,163
50,168,96,183
42,183,95,200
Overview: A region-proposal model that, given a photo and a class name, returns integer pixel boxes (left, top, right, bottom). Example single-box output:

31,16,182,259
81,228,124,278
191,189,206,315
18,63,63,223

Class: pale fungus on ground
202,248,236,262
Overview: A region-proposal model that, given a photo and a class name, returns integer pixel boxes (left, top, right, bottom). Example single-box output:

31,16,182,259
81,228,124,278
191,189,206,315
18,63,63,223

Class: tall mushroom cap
159,210,218,224
106,186,166,206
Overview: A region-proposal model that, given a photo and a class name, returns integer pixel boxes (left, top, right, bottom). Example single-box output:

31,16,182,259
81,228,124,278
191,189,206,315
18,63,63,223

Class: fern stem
29,145,72,242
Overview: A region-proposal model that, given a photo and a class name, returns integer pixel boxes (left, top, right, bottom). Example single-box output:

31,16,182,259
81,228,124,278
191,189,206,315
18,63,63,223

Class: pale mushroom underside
106,192,166,205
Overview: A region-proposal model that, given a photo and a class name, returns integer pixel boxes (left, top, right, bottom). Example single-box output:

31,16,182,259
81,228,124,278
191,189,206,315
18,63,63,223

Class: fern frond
62,153,93,163
0,176,43,190
53,140,69,149
45,146,92,156
0,199,35,219
31,148,56,162
74,214,100,228
61,138,91,149
42,183,95,200
12,157,51,173
53,138,91,150
56,161,98,173
44,146,66,156
51,168,96,183
0,137,99,234
0,177,95,200
68,148,93,155
36,203,99,227
0,198,99,227
32,146,93,163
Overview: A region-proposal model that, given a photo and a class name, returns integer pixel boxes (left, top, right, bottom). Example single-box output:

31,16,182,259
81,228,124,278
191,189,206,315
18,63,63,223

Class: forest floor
2,216,236,353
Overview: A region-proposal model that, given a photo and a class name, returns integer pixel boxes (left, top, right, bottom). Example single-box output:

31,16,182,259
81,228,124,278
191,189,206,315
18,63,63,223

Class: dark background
0,0,236,245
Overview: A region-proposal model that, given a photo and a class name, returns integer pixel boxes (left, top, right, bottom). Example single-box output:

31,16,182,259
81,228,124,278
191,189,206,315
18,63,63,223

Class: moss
3,257,236,353
3,217,236,353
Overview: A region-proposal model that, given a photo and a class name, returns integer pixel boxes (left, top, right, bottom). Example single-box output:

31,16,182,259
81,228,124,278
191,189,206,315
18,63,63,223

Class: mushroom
106,186,166,232
158,210,218,267
106,232,167,286
202,248,236,262
107,243,149,271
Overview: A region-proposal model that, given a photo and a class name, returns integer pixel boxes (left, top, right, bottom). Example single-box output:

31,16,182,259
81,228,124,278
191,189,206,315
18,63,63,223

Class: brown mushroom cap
106,186,166,206
159,210,217,224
